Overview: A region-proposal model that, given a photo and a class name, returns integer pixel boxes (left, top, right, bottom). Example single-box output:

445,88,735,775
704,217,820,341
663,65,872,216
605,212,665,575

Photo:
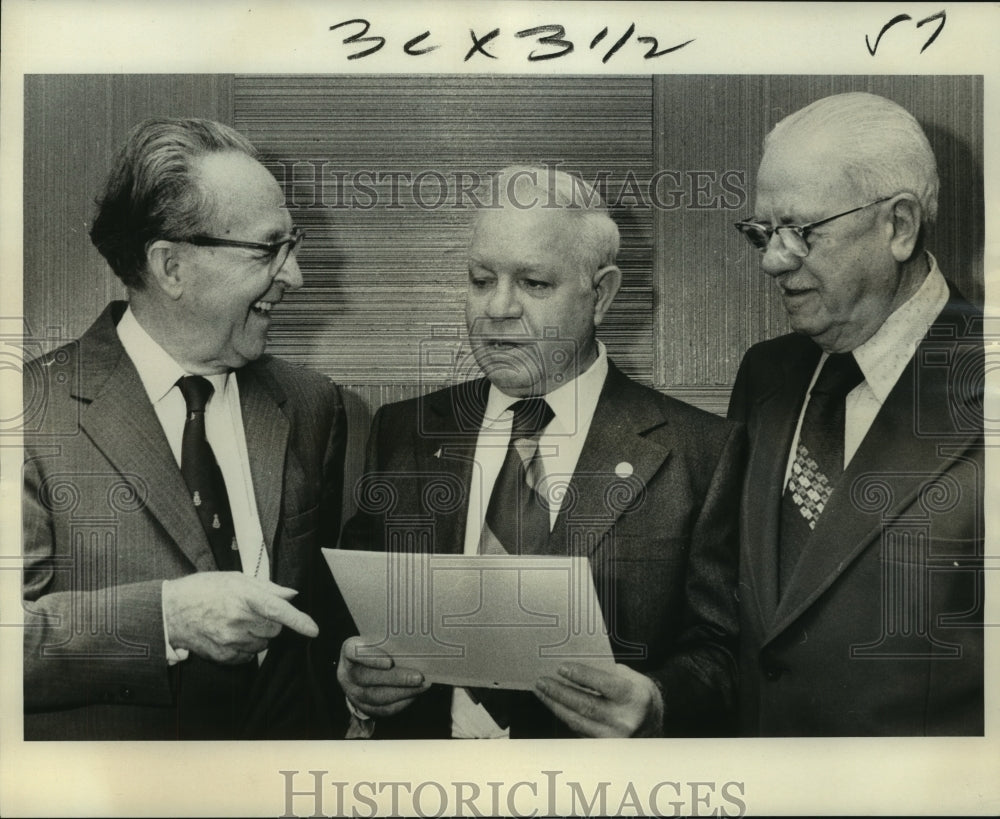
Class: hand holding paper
338,636,431,718
324,549,616,691
533,662,664,737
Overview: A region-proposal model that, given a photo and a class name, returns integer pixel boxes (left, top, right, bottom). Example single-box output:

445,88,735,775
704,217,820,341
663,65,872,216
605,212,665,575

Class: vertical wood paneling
23,75,235,350
655,75,781,397
234,75,655,387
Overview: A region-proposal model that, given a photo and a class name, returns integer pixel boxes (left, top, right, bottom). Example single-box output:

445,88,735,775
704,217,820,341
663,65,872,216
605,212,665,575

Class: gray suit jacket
22,302,347,739
728,288,984,735
339,362,745,738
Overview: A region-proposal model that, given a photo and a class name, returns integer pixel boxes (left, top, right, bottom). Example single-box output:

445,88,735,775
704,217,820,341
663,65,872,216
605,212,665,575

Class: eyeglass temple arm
798,196,894,231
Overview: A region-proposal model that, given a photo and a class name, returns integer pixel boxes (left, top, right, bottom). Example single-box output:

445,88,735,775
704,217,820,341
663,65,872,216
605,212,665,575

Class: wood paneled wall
233,75,656,373
23,74,984,521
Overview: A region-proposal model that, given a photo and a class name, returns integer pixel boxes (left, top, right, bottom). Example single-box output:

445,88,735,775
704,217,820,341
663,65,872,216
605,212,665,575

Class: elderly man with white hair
335,165,746,739
728,92,984,735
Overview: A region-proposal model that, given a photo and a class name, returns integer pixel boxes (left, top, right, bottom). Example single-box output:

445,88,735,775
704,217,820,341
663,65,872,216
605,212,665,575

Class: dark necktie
468,396,554,729
779,353,865,591
480,397,555,556
177,375,241,572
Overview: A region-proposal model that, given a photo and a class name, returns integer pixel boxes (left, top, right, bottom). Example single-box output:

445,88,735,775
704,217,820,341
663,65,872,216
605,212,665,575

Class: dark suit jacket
339,361,745,738
728,287,984,736
22,301,348,740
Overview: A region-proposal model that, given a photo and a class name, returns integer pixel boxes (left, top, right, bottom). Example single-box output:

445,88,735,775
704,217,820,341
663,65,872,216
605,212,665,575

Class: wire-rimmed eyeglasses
182,226,305,276
734,197,892,258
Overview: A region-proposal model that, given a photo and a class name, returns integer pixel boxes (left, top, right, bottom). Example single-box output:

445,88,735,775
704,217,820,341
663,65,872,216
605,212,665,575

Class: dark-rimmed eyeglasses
182,226,305,276
734,197,892,258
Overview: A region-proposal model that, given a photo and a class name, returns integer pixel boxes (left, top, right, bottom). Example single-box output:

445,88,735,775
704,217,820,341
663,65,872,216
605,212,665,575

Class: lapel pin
614,461,634,478
433,448,442,459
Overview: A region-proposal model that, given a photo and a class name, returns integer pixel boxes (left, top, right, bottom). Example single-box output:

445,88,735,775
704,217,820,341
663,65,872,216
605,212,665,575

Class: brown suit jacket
22,302,347,739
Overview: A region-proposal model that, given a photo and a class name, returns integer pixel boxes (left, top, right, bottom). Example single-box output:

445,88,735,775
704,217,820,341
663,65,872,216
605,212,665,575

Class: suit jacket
339,361,745,738
728,287,984,736
22,301,348,740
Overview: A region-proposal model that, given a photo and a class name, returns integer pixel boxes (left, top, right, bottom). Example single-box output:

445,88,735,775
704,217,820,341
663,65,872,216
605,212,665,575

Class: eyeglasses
182,226,305,276
734,197,892,258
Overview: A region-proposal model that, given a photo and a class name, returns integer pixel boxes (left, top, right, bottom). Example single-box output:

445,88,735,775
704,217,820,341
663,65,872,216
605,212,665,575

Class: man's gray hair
765,91,939,224
477,165,620,276
89,117,259,289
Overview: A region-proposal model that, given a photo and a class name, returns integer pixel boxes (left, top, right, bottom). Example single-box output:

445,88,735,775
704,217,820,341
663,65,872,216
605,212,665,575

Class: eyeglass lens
269,232,303,275
739,225,808,257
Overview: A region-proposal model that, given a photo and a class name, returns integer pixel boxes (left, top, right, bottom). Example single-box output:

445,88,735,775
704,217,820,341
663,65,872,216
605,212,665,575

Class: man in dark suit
728,92,984,735
336,166,744,738
22,118,347,739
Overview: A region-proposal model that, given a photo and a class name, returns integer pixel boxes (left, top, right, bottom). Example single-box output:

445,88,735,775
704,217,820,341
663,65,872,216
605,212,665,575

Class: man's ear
887,194,923,263
145,240,185,300
592,265,622,326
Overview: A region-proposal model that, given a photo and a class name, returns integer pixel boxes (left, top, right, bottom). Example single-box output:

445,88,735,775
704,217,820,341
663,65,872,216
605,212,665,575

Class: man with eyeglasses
22,117,348,739
728,92,983,736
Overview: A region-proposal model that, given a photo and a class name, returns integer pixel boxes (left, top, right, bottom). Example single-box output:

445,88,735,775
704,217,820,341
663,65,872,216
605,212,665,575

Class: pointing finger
246,591,319,637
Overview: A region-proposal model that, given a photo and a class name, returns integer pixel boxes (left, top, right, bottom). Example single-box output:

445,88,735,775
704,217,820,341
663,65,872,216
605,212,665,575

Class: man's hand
162,572,318,664
533,663,664,737
337,637,431,718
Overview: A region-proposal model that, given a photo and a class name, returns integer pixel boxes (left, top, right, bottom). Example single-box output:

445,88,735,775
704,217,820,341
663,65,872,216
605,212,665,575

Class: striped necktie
468,396,554,729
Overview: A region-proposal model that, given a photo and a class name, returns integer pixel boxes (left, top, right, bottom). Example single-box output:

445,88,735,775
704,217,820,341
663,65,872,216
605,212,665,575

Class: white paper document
323,549,617,690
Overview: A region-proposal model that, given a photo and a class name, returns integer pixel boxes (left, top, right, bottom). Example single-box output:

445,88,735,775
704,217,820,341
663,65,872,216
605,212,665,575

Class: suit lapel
742,340,819,629
548,364,671,557
75,305,217,572
418,380,488,555
237,364,289,568
769,299,983,637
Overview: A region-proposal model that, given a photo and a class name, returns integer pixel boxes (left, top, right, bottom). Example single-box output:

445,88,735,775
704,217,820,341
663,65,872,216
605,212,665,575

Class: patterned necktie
779,352,864,591
177,376,241,572
469,397,554,729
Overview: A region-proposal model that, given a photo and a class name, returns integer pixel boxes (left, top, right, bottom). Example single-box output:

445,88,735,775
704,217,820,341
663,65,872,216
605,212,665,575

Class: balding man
728,92,984,735
336,166,745,739
22,118,347,739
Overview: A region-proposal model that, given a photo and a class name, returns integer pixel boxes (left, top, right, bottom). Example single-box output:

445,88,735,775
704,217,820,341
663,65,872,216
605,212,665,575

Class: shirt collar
482,340,609,432
116,305,231,405
850,252,949,403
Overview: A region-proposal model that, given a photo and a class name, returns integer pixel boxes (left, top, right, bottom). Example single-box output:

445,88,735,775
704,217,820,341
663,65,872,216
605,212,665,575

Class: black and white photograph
1,1,997,816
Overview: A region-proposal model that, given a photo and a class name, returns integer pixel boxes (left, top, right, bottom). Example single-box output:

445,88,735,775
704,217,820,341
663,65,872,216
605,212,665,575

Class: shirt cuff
161,581,189,665
345,696,375,738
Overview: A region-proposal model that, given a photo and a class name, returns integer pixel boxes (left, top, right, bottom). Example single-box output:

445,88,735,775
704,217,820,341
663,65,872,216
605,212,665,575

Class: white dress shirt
784,253,950,485
451,341,610,738
116,306,269,662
